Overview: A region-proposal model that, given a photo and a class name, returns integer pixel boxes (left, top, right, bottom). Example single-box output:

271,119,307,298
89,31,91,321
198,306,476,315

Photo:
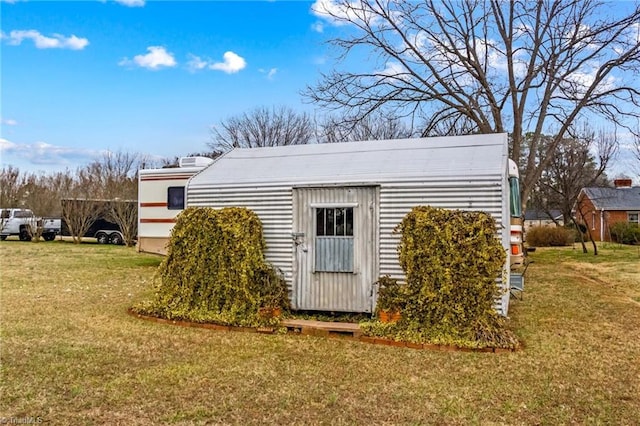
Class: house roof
189,134,508,187
524,209,563,221
581,186,640,210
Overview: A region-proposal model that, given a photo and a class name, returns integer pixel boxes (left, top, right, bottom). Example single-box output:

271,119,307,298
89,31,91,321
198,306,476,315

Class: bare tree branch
209,106,314,151
305,0,640,207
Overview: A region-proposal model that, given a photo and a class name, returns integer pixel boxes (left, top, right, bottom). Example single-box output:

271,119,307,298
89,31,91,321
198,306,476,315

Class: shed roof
190,134,508,187
582,186,640,210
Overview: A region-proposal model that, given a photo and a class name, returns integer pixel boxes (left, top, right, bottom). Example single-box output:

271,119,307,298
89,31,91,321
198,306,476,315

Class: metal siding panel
315,237,354,272
185,164,509,314
378,178,506,289
187,185,295,294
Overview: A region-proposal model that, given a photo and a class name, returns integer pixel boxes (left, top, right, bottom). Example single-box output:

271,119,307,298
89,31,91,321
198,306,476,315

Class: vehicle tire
96,232,109,244
19,229,32,242
43,233,56,241
0,235,7,241
109,233,124,245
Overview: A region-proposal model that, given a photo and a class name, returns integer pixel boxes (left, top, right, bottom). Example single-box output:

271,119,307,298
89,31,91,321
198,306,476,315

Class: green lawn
1,240,638,424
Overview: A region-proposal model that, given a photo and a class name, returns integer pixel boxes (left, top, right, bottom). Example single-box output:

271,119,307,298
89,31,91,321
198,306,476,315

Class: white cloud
311,21,324,33
187,51,246,74
2,29,89,50
311,0,381,27
210,51,246,74
115,0,145,7
259,68,278,80
0,138,100,166
186,54,208,72
313,55,327,65
565,68,617,96
311,0,354,25
1,118,18,126
379,61,405,77
119,46,177,70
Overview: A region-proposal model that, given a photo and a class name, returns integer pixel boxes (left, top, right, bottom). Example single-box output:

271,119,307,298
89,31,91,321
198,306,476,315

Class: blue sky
1,0,638,178
1,0,347,172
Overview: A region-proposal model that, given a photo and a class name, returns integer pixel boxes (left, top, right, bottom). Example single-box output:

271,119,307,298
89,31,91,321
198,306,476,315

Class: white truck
0,208,61,241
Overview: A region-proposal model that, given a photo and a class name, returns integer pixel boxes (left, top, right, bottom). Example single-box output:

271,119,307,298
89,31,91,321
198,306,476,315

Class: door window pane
316,208,325,236
345,208,353,236
316,207,354,237
314,207,355,272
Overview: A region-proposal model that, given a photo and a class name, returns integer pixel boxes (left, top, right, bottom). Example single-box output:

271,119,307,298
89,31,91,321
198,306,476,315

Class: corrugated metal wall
315,237,354,272
187,184,295,283
378,177,504,281
187,175,509,314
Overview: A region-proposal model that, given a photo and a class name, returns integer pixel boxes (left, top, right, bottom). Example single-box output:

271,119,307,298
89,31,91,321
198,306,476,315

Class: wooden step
281,319,362,338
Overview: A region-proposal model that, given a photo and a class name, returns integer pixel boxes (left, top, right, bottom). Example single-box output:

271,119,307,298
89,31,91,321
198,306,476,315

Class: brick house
574,178,640,242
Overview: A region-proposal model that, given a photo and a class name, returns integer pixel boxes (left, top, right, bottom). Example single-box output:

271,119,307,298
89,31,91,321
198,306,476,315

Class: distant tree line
3,104,632,243
6,0,640,230
1,151,145,246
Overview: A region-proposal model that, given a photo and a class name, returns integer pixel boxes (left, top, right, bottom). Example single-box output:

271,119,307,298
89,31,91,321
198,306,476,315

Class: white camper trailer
137,157,213,255
185,134,518,315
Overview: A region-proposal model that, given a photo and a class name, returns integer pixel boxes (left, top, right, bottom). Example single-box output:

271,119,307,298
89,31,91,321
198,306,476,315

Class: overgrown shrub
132,207,289,326
609,222,640,245
525,225,574,247
374,276,406,313
363,206,518,349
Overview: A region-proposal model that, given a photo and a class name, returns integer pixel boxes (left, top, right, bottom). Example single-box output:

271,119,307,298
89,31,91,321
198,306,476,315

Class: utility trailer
60,198,136,245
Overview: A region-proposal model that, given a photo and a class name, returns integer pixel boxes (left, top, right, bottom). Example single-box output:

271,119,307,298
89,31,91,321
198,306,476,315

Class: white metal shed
187,134,511,314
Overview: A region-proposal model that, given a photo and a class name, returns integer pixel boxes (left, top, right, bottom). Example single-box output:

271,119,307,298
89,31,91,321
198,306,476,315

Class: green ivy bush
361,206,518,349
609,222,640,245
525,225,574,247
132,207,289,326
375,275,406,313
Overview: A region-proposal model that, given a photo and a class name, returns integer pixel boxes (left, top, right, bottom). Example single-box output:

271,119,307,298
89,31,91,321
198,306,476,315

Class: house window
315,207,354,272
167,186,185,210
591,212,596,230
629,212,639,225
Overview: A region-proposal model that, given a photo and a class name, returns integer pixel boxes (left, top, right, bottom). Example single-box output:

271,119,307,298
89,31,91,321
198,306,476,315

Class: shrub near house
362,206,518,349
133,207,289,326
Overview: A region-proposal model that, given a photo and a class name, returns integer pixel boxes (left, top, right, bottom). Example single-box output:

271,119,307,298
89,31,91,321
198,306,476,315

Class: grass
1,240,639,424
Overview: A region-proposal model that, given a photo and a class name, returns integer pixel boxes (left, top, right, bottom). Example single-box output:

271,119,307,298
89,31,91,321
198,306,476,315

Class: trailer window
509,177,522,218
167,187,185,210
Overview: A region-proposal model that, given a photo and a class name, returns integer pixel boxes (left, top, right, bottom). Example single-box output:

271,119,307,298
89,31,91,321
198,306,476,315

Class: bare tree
305,0,640,207
85,151,141,200
316,110,414,142
60,167,104,243
105,200,137,247
20,171,74,218
209,105,314,151
529,126,618,225
0,166,26,207
77,151,144,245
634,133,640,175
